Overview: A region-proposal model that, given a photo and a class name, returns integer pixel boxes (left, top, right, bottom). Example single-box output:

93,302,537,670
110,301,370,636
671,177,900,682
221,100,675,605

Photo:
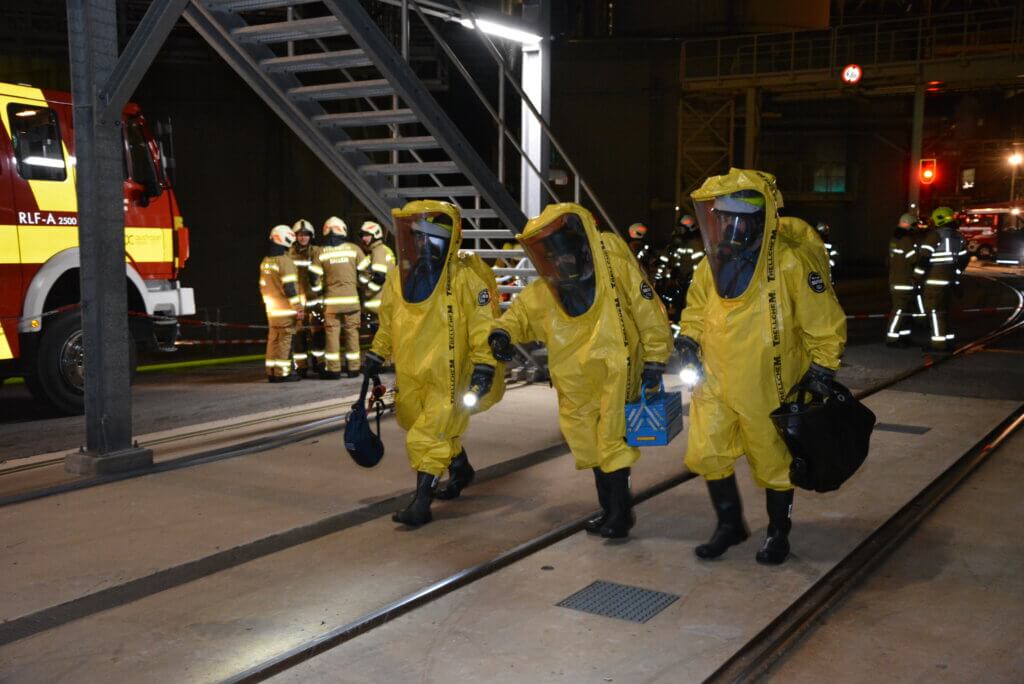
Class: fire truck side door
0,113,20,361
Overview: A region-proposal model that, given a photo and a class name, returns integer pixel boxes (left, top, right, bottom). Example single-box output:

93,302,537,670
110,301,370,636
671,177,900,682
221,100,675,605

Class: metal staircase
184,0,525,244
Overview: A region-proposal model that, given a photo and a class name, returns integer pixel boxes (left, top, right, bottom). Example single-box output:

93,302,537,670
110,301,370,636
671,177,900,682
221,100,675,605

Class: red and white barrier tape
175,339,267,346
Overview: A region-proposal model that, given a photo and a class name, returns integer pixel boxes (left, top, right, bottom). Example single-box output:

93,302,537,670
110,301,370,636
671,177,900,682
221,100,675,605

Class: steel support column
908,84,925,213
65,0,152,474
744,87,759,169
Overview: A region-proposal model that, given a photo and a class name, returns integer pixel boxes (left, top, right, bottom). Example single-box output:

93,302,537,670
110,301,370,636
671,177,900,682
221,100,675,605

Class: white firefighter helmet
292,219,314,236
323,216,348,237
270,224,296,247
361,220,384,243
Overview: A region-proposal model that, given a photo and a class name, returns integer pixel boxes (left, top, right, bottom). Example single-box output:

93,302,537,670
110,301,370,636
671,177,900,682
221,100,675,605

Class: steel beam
908,84,924,212
744,87,759,168
99,0,191,123
65,0,153,474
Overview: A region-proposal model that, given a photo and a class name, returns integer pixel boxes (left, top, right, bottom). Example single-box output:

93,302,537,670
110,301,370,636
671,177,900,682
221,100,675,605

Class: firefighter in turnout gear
289,219,324,376
489,203,673,540
917,207,967,351
886,213,921,346
318,216,366,378
357,220,396,320
680,169,847,565
815,222,839,283
261,225,304,382
363,201,504,528
627,222,655,275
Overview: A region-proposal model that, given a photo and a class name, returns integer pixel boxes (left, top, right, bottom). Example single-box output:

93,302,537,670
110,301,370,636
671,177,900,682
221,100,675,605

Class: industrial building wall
549,40,681,240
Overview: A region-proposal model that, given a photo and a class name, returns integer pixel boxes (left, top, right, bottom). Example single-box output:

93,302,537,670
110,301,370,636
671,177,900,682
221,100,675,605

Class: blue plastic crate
625,384,684,447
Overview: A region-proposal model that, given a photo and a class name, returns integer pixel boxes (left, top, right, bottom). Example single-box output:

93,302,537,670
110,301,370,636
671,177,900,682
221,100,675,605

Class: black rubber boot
599,468,635,539
434,450,475,500
392,472,438,527
584,468,610,534
695,475,750,559
756,489,794,565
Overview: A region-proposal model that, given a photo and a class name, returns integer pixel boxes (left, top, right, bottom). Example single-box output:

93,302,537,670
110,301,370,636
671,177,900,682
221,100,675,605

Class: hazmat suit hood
392,200,462,304
516,203,600,317
691,168,784,300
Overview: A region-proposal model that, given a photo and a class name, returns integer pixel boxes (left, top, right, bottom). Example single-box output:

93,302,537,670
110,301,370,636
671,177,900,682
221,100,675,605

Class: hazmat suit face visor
395,212,452,303
520,212,596,317
694,190,767,299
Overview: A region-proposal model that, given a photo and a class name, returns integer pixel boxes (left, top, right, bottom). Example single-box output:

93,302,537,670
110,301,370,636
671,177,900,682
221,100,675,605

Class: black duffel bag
770,378,876,493
344,374,385,468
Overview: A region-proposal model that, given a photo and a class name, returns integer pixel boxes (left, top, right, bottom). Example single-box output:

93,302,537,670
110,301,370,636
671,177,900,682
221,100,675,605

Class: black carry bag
770,378,876,493
344,374,385,468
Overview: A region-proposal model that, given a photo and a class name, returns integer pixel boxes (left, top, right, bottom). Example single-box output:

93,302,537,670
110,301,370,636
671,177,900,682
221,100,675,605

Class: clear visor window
395,213,452,303
694,191,767,299
521,213,596,316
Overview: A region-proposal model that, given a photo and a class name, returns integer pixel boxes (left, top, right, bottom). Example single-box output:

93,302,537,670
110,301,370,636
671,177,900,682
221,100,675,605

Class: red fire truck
0,82,194,414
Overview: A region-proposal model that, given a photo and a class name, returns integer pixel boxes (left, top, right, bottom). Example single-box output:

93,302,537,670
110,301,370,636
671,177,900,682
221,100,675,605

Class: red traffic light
841,64,862,84
919,158,937,185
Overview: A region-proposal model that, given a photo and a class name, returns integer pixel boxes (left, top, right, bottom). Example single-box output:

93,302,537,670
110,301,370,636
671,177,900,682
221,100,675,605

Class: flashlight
679,364,702,388
462,391,480,408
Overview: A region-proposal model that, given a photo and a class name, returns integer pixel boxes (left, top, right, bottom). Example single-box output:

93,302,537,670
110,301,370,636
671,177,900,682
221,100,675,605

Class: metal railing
376,0,619,234
681,7,1022,83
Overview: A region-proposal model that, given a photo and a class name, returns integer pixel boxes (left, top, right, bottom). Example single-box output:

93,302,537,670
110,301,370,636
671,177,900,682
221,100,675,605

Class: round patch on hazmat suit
640,281,654,300
808,272,826,293
477,288,490,306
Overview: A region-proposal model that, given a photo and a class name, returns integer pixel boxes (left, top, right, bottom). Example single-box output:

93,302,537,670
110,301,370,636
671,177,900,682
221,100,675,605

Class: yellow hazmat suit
681,169,847,490
368,201,505,476
496,203,674,473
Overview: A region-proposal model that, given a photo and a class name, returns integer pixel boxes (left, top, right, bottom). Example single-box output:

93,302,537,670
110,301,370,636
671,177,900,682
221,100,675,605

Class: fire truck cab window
8,104,67,182
124,116,163,200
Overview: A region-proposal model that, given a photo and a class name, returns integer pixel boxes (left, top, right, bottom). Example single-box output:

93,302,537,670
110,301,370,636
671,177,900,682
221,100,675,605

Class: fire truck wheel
25,312,137,416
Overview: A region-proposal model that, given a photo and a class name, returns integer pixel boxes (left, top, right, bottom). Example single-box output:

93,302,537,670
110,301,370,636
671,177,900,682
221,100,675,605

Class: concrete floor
259,391,1019,684
770,429,1024,683
0,375,1020,682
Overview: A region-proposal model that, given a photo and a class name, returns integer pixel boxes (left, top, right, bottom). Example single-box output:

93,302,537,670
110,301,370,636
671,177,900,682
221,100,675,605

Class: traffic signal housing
919,158,937,185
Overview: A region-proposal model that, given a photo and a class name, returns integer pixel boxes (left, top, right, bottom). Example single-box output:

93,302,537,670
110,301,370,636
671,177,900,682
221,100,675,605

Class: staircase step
467,249,529,259
289,79,394,101
313,109,419,127
360,161,459,175
460,209,499,219
460,229,517,239
261,49,372,73
493,267,535,277
381,185,480,198
498,285,525,294
232,16,346,44
334,136,439,152
215,0,321,12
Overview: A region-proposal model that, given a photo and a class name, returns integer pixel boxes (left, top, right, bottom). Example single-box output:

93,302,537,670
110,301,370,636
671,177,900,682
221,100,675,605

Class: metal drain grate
556,580,679,623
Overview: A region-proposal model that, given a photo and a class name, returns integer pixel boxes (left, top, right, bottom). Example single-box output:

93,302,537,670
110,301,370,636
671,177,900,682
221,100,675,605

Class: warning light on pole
841,64,862,85
920,158,937,185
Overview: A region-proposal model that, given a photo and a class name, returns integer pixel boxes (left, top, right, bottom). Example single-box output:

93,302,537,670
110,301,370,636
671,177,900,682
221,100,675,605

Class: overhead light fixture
458,17,542,46
15,109,38,118
1009,153,1023,166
